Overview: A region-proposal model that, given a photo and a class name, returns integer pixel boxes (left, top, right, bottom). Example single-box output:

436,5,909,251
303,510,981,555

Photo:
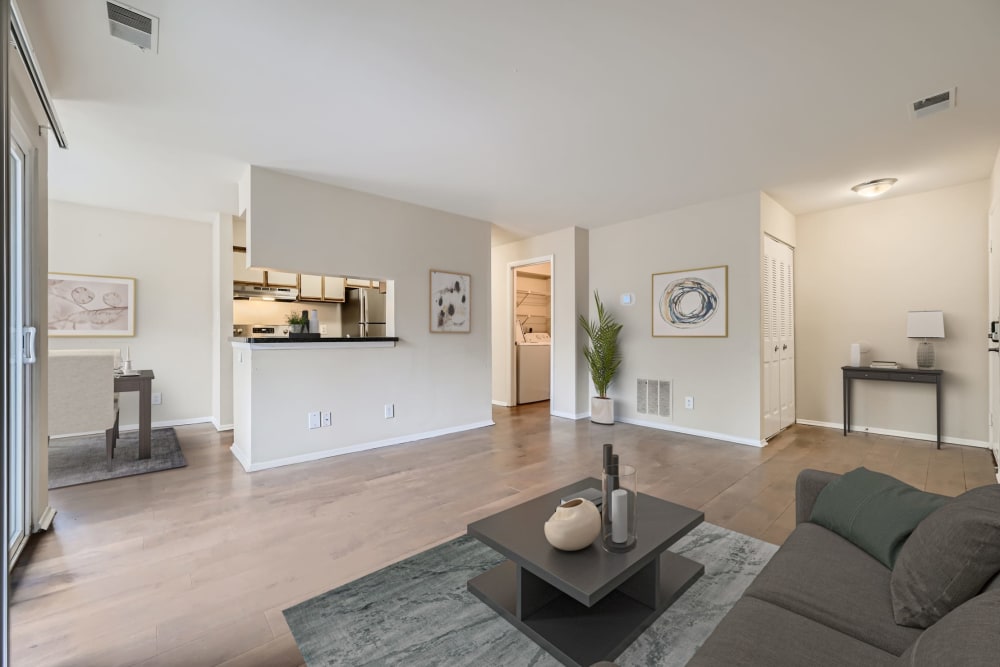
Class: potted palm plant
579,290,623,424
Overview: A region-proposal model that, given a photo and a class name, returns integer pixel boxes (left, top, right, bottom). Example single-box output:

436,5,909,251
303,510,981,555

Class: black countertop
231,336,399,344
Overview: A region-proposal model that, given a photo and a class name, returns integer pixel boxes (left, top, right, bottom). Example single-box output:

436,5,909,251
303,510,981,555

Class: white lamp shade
907,311,945,339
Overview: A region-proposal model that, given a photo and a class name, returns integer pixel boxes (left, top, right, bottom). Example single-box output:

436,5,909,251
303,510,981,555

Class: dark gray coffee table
467,478,704,667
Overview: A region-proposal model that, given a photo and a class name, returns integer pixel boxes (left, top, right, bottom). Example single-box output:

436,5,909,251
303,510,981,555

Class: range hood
233,285,298,301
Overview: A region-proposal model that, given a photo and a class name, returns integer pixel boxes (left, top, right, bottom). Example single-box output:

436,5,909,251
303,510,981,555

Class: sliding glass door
7,129,34,566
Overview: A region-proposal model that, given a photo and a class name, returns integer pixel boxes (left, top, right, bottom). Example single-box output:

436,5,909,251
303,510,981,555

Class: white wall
491,227,589,417
762,192,796,246
589,192,764,445
796,181,989,445
241,167,493,457
49,201,214,429
212,213,234,429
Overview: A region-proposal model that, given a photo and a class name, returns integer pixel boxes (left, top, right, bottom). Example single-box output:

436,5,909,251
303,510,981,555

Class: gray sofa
686,468,1000,666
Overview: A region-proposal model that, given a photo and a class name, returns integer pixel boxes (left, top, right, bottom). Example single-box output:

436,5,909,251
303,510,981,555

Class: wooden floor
9,403,996,666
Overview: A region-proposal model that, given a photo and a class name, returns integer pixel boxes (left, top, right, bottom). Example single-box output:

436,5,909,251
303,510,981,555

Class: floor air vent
107,2,159,52
910,88,955,119
637,379,671,418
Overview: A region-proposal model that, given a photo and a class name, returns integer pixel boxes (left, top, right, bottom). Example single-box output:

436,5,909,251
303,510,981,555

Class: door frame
7,107,36,568
506,255,555,412
3,0,13,659
989,197,1000,480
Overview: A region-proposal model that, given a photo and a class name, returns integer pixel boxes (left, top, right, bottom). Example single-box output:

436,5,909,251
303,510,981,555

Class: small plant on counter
286,311,308,332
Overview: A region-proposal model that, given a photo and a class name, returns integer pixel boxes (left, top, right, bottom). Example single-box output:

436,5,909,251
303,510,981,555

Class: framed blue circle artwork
652,266,728,337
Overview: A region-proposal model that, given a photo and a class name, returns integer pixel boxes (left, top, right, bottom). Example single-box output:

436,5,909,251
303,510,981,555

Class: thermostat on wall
621,293,636,306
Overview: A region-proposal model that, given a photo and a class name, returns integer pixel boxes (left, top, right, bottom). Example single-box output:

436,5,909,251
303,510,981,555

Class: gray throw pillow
809,467,948,568
891,484,1000,628
898,590,1000,665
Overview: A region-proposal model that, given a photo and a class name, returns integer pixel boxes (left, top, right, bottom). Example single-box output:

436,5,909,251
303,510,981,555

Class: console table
842,366,943,448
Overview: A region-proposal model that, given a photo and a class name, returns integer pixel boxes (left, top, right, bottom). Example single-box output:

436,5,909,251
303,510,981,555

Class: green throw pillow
809,467,948,569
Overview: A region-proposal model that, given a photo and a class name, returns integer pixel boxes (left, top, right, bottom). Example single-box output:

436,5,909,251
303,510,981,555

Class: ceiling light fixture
851,178,898,197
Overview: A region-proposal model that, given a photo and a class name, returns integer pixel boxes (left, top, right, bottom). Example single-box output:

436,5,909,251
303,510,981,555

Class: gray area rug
284,522,778,666
48,427,187,489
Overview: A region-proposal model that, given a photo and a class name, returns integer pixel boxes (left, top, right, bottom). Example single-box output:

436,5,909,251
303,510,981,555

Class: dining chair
48,349,120,471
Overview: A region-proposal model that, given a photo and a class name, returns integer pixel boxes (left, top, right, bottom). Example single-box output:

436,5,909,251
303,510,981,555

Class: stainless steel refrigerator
341,287,387,337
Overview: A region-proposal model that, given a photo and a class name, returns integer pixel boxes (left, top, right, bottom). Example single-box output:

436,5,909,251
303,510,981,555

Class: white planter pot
591,397,614,425
544,498,601,551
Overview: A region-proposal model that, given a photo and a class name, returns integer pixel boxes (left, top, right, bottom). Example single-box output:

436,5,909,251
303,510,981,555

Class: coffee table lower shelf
468,550,704,667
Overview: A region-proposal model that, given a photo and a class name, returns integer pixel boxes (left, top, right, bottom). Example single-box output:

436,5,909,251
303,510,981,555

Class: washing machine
517,333,551,404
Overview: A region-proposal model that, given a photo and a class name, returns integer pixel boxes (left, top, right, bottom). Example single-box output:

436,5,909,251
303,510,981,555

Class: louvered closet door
763,236,795,437
777,243,796,429
762,249,780,437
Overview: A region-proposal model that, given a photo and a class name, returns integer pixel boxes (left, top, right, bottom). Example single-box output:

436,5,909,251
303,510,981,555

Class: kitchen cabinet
299,274,323,300
300,274,346,302
232,247,264,285
323,276,346,302
346,278,373,288
265,269,298,288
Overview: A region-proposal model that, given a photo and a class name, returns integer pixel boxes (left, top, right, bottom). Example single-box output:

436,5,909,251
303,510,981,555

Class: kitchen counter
231,336,397,350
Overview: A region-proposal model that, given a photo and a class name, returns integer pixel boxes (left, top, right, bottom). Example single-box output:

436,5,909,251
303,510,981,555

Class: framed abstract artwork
652,265,728,337
430,270,471,333
48,273,136,336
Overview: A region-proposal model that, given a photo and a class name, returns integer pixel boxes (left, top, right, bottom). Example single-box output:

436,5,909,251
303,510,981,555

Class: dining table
114,369,155,458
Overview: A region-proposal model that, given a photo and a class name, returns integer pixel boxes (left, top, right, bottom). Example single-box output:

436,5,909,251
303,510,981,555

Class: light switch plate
308,411,321,429
384,403,395,419
321,411,332,427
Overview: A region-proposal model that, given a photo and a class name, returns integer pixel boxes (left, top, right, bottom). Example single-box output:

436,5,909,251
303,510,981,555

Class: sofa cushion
982,570,1000,594
891,484,1000,628
686,597,898,667
744,522,922,655
898,590,1000,666
809,467,948,568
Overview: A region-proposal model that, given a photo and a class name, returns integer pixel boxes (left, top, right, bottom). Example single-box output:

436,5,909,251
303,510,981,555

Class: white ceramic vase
591,397,614,425
544,498,601,551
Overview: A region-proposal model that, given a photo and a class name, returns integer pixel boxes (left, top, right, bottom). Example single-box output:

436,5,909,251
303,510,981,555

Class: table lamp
906,310,945,369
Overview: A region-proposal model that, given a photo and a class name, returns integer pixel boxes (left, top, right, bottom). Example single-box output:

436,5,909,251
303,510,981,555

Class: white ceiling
20,0,1000,235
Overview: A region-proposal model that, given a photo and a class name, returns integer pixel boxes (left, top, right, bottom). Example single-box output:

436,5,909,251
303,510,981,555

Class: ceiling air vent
107,2,159,53
910,88,956,119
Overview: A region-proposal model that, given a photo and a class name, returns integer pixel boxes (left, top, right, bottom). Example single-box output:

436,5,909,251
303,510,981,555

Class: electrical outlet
308,411,321,429
151,392,162,405
684,396,694,410
321,411,332,427
384,403,395,419
320,324,328,334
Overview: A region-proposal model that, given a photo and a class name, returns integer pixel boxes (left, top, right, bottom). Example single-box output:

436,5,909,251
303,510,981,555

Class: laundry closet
514,263,552,404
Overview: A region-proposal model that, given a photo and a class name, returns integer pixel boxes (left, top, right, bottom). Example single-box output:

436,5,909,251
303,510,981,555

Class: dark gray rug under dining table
284,522,778,666
48,427,187,489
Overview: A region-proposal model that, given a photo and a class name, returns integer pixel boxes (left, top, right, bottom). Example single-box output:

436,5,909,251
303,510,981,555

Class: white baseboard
211,419,234,432
50,416,213,440
795,419,990,448
230,420,496,472
35,505,57,531
230,442,252,472
119,416,214,432
617,416,766,448
550,410,590,420
492,400,512,407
